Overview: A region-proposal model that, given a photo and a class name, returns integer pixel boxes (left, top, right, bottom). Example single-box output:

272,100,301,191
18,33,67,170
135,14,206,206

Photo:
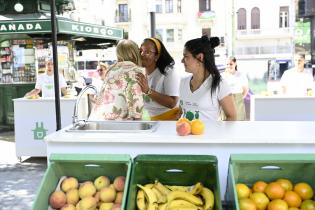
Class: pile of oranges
236,179,314,210
175,118,205,136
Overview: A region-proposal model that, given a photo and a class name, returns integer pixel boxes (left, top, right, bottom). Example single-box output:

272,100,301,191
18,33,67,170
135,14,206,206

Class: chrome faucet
72,85,98,127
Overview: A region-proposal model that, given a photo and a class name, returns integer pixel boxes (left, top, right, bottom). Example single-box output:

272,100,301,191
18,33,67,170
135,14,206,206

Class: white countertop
45,121,315,144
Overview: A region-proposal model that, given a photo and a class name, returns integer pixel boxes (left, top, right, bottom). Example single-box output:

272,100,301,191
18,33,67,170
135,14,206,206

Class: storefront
0,14,123,128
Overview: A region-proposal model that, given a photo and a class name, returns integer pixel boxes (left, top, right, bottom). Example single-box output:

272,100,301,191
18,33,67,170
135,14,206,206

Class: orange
239,198,257,210
265,182,285,200
268,199,288,210
236,183,251,199
277,179,293,192
191,119,205,135
300,199,315,210
250,192,270,210
288,208,299,210
283,191,302,208
253,181,268,193
294,183,314,200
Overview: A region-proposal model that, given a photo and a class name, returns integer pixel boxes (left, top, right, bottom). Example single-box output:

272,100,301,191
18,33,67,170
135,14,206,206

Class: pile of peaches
48,175,125,210
176,118,205,136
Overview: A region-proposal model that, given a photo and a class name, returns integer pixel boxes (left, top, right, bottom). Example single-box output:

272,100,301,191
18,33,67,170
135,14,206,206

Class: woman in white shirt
221,57,248,120
136,38,180,118
179,36,236,121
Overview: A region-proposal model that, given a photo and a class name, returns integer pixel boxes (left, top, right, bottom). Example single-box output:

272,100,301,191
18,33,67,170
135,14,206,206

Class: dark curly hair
143,38,175,74
184,35,221,95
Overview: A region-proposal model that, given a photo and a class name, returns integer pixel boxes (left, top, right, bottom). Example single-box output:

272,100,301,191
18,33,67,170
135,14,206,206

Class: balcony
236,27,293,39
235,45,293,58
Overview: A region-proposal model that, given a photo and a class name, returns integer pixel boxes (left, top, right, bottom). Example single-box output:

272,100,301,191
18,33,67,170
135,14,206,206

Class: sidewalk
0,130,47,210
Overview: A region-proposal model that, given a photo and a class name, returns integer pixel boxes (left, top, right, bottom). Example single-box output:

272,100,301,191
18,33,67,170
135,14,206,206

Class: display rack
0,46,13,83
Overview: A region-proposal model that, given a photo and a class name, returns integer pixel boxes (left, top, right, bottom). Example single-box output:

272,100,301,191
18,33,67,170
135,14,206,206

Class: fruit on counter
26,94,40,99
100,187,117,203
236,179,315,210
61,177,79,193
79,181,97,199
191,119,205,135
136,181,215,210
60,204,76,210
48,175,125,210
113,176,125,192
176,120,191,136
49,190,67,209
94,176,111,191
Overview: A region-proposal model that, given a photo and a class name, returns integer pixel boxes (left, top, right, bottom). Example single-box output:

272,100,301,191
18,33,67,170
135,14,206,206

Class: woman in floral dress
89,40,145,120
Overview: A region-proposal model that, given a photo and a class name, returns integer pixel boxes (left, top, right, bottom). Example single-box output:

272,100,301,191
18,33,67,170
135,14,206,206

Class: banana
154,181,171,196
157,203,167,210
167,199,201,209
166,185,189,192
167,191,203,206
145,183,154,189
152,186,167,203
137,189,147,210
147,203,158,210
137,184,158,205
199,187,214,210
167,207,202,210
188,182,204,195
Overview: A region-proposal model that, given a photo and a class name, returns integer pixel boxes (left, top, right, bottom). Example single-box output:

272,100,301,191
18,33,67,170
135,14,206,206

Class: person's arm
61,87,69,96
146,89,178,108
242,86,249,98
24,88,41,97
219,94,237,121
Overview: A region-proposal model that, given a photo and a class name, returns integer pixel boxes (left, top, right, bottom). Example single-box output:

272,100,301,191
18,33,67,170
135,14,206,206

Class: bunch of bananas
136,180,215,210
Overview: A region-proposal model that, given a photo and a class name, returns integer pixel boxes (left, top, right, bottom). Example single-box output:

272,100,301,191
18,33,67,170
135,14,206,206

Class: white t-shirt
280,68,314,96
144,66,180,116
92,78,104,93
35,74,67,98
221,71,248,94
179,75,231,121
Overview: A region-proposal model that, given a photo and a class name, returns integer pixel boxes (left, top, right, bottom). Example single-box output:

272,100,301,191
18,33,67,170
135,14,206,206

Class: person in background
89,39,145,120
280,53,314,96
221,56,248,120
92,62,108,92
136,37,180,119
25,59,68,98
179,35,237,121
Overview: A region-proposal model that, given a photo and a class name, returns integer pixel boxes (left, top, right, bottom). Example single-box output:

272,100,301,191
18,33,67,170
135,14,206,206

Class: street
0,130,47,210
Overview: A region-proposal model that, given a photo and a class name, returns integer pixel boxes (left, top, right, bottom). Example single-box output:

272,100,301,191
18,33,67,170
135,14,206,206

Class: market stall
250,95,315,121
13,96,88,158
44,120,315,199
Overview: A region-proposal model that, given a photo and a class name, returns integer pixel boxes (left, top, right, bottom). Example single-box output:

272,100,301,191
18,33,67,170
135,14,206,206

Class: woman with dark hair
221,56,248,120
179,35,236,121
136,37,180,119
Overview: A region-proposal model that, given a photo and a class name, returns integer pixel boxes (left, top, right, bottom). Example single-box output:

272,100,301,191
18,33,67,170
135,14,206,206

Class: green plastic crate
126,154,222,210
225,154,315,210
31,154,132,210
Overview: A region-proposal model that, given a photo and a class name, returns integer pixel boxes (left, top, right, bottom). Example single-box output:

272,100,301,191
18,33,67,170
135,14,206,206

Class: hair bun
201,35,209,42
210,37,220,48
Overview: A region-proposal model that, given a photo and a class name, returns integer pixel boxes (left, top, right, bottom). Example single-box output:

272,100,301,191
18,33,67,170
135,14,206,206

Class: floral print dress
89,61,145,120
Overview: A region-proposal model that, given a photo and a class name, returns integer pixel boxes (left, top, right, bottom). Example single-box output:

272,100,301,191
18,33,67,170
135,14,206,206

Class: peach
113,176,125,192
49,190,67,209
115,191,123,204
66,189,79,205
99,202,114,210
60,204,76,210
176,121,191,136
78,196,97,210
110,203,121,210
100,187,116,203
79,181,96,199
61,177,79,192
94,176,111,191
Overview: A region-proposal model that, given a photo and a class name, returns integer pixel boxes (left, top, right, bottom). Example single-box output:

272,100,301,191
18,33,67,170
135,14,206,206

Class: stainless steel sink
65,121,159,133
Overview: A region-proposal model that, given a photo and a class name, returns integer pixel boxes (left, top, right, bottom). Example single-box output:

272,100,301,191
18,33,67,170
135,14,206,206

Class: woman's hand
136,73,150,94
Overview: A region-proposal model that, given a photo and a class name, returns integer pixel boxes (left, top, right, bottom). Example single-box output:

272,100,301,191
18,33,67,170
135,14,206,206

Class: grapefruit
265,182,285,200
294,183,314,200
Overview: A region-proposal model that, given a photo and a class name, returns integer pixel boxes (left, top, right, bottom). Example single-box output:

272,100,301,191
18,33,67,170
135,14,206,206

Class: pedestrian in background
136,37,180,120
221,56,248,120
179,35,236,121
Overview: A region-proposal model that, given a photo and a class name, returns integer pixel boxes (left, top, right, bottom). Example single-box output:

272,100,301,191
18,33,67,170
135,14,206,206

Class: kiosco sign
0,18,123,40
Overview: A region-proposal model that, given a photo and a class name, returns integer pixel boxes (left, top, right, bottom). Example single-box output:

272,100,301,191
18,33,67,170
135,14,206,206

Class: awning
0,14,124,49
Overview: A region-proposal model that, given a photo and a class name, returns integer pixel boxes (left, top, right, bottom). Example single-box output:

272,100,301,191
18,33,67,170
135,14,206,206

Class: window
251,7,260,29
237,8,247,30
279,6,289,28
177,0,182,13
118,4,128,22
199,0,211,12
202,28,211,37
178,29,183,42
156,0,162,13
165,0,173,13
156,29,163,41
166,29,174,42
